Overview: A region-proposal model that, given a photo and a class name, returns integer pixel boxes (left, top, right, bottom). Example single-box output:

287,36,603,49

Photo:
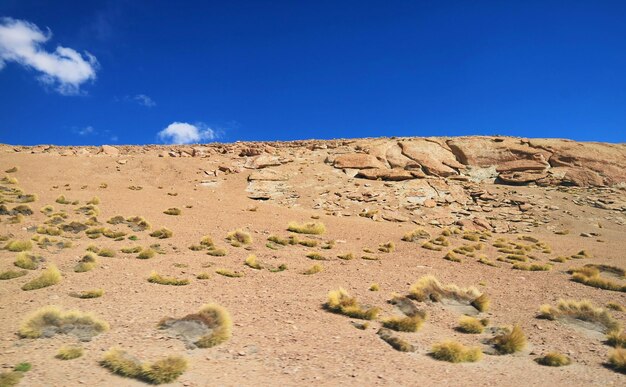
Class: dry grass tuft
287,221,326,235
512,263,552,271
4,239,32,252
0,269,27,280
535,352,571,367
378,241,395,253
430,340,482,362
306,252,326,260
19,305,109,339
22,265,61,291
97,248,116,258
226,229,252,246
369,283,380,291
337,252,354,260
70,289,104,299
215,268,243,278
163,208,181,215
606,302,625,312
608,347,626,373
377,328,414,352
244,254,262,269
489,325,526,354
538,299,621,333
137,248,155,259
148,272,189,286
325,288,379,320
74,254,98,273
568,266,626,292
14,252,41,270
150,228,173,239
303,264,323,275
409,275,489,312
382,314,425,332
457,316,485,334
0,371,23,387
56,346,83,360
606,330,626,348
160,303,232,348
100,347,188,384
401,228,430,242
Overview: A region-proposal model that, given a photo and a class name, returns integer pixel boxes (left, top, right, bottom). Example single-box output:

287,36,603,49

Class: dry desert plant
306,252,326,260
163,208,181,215
608,347,626,374
4,239,32,252
538,299,620,333
382,314,425,332
215,268,243,278
377,328,414,352
369,283,380,291
287,221,326,235
0,269,27,280
19,305,109,339
22,265,61,291
14,252,41,270
100,347,188,384
303,264,323,275
535,352,571,367
401,228,430,242
226,229,252,246
457,316,485,334
158,303,232,348
56,346,83,360
430,340,482,363
70,289,104,299
74,253,97,272
244,254,262,269
606,330,626,348
325,288,379,320
137,248,156,259
489,325,526,354
148,272,189,286
408,275,489,312
150,228,173,239
378,241,395,253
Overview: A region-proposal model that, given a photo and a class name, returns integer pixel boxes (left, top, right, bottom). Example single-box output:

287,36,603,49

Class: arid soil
0,136,625,386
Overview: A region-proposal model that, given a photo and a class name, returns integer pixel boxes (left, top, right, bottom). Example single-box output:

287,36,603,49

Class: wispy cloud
157,122,217,144
132,94,156,107
0,17,98,95
77,126,95,136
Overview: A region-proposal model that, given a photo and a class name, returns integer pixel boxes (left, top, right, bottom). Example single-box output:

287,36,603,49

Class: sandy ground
0,145,624,386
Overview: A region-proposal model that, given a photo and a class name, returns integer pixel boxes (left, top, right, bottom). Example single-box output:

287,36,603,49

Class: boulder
99,145,119,156
244,154,283,169
498,170,548,184
496,159,549,173
399,140,464,177
447,137,551,166
248,169,289,181
355,168,416,181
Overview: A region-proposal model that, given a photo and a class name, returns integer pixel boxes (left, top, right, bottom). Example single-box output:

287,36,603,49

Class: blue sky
1,0,625,145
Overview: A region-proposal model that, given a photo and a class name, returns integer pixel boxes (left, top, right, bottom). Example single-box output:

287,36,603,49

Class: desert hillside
0,136,625,386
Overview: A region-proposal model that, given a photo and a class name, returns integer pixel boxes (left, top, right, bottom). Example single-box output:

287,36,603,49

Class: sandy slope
0,139,624,386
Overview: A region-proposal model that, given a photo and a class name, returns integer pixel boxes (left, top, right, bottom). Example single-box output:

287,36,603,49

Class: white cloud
77,125,95,136
158,122,217,144
132,94,155,107
0,17,98,95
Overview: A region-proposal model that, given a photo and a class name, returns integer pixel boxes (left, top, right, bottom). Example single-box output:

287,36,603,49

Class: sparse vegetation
430,340,482,363
150,228,173,239
408,275,489,312
512,263,552,271
457,316,485,334
14,252,41,270
159,303,232,348
70,289,104,299
538,299,620,333
607,302,625,312
382,314,425,332
4,239,32,252
97,248,116,258
337,253,354,260
287,221,326,235
215,268,243,278
100,347,188,384
148,271,189,285
303,264,323,275
19,305,109,339
606,330,626,348
0,269,27,280
377,328,414,352
535,352,571,367
0,371,23,386
22,265,61,291
226,229,252,246
325,288,379,320
196,272,210,280
74,253,97,272
489,325,526,354
56,346,83,360
378,241,395,253
163,208,181,215
306,252,326,260
401,228,430,242
608,347,626,373
244,254,262,269
568,266,626,292
369,283,380,291
137,248,156,259
121,246,142,253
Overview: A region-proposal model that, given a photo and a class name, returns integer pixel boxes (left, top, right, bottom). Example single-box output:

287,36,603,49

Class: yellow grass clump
226,229,252,246
244,254,262,269
97,248,116,258
325,288,380,320
382,314,425,332
56,346,83,360
408,275,489,312
22,265,61,291
535,352,571,367
457,316,485,334
303,264,323,275
430,340,482,362
377,328,414,352
0,269,27,280
163,208,181,215
100,347,188,384
70,289,104,299
137,248,156,259
14,252,40,270
489,325,526,354
150,228,173,239
74,253,97,272
606,302,625,312
4,239,32,252
512,263,552,271
148,272,189,286
538,299,621,333
369,283,380,291
19,306,109,338
606,330,626,348
401,228,430,242
0,371,23,387
608,347,626,373
215,268,243,278
306,252,326,260
287,221,326,235
378,241,395,253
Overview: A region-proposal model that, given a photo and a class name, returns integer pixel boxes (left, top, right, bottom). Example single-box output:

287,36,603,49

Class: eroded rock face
325,137,626,187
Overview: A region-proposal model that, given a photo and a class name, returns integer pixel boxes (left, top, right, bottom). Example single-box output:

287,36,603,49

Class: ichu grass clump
150,228,173,239
538,299,621,333
607,347,626,373
325,288,379,320
137,248,156,259
226,229,252,246
4,240,32,252
401,228,430,242
0,269,27,280
489,325,526,354
408,275,489,312
215,268,243,278
303,264,323,275
158,303,232,349
287,221,326,235
19,306,109,340
148,272,189,286
74,253,97,272
244,254,262,269
430,340,482,363
377,328,414,352
22,265,61,291
100,347,188,384
457,316,485,334
56,346,84,360
568,265,626,292
535,352,571,367
70,289,104,299
14,252,42,270
382,314,425,332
